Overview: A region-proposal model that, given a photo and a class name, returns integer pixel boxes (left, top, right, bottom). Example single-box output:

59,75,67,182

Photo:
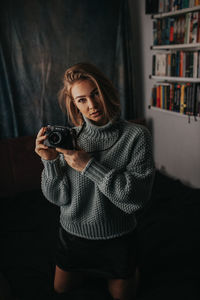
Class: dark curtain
0,0,136,139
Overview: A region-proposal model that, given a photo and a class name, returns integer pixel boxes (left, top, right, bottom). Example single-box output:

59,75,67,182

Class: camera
44,125,77,150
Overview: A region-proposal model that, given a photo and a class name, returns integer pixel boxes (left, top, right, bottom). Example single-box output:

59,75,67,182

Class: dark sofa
1,135,200,300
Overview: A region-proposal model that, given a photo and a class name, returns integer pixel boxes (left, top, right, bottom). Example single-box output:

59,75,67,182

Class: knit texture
41,117,155,240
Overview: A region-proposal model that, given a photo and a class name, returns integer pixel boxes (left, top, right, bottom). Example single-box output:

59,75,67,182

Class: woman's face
71,79,108,126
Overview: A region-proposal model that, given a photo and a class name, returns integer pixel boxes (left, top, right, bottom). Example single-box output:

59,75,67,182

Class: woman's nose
88,97,97,109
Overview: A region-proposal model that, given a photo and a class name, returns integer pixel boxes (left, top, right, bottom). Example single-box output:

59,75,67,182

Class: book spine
197,12,200,42
180,84,185,113
185,51,189,77
156,85,161,108
152,55,156,75
179,51,184,76
151,86,157,107
186,83,191,115
191,83,197,116
198,51,200,78
170,83,175,110
185,13,191,44
183,84,187,114
153,20,158,45
159,0,164,13
191,12,198,43
197,84,200,116
169,18,175,44
193,51,198,78
167,53,171,76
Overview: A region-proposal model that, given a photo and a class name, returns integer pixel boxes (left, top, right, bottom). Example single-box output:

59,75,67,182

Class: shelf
148,106,200,121
151,43,200,50
152,5,200,19
150,75,200,82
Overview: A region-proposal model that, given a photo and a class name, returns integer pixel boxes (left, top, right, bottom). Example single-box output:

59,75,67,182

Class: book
180,84,185,113
155,53,167,76
185,13,191,43
153,20,158,46
191,83,197,116
180,16,186,44
183,83,188,114
198,51,200,77
169,83,174,110
171,52,177,76
152,55,156,75
157,19,162,45
169,18,175,44
179,51,184,76
197,12,200,42
151,86,157,107
196,84,200,116
159,0,165,13
193,51,198,77
167,53,171,76
156,85,161,107
190,12,198,43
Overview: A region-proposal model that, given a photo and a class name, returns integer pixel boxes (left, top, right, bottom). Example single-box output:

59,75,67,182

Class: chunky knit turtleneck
41,118,155,240
76,116,120,152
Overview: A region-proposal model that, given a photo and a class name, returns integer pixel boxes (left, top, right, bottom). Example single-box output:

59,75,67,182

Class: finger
36,144,49,151
37,135,47,142
35,135,47,146
37,127,46,138
56,148,75,155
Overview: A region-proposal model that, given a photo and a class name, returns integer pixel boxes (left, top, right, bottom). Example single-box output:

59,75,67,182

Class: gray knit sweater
41,117,155,240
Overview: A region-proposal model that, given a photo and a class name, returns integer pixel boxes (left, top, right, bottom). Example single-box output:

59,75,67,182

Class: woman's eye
78,98,86,103
92,90,99,98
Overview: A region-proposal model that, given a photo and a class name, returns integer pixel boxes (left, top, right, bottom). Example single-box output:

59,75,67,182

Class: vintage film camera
44,125,77,150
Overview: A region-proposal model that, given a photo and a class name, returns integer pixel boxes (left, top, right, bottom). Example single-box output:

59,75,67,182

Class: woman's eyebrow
74,88,97,99
90,88,98,95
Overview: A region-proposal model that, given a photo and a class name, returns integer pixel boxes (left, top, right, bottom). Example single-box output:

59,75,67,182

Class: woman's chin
89,115,108,126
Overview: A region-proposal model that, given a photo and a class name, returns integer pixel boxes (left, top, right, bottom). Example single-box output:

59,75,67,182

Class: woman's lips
90,111,102,117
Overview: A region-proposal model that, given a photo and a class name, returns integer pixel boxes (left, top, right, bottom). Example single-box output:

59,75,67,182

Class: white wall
130,0,200,188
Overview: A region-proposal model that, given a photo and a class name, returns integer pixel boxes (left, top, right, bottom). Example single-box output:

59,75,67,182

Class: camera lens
48,132,62,145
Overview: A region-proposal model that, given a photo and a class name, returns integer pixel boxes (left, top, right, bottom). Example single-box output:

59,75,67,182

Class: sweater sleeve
81,127,155,214
41,155,70,206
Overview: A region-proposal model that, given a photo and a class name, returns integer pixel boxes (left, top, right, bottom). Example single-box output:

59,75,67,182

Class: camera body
44,125,76,150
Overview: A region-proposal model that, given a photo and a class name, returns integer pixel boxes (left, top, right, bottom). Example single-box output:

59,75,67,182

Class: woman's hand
56,148,91,172
35,127,58,160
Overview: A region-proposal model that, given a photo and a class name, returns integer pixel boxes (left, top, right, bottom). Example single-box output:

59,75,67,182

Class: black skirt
55,225,138,279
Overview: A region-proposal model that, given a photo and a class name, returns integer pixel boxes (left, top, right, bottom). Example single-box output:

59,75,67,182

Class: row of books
152,50,200,77
151,82,200,116
153,11,200,45
158,0,200,13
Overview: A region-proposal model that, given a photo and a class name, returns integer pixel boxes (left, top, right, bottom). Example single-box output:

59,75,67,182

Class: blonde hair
58,62,121,126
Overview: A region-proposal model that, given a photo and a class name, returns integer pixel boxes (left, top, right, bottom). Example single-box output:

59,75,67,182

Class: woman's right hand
35,127,58,161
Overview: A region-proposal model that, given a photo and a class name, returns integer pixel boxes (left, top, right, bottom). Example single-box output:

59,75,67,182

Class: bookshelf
150,75,200,82
153,5,200,18
151,42,200,49
149,3,200,119
149,106,199,122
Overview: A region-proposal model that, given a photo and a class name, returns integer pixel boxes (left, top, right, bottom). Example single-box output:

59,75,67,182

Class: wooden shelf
151,43,200,50
152,5,200,19
150,75,200,83
148,106,200,121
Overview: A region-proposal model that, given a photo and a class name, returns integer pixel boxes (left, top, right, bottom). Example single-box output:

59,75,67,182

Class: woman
35,62,155,300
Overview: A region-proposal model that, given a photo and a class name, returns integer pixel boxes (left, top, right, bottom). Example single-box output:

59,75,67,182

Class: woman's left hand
56,148,91,172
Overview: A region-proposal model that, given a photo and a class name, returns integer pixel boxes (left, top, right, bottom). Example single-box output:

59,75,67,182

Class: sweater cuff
82,159,109,183
41,156,62,178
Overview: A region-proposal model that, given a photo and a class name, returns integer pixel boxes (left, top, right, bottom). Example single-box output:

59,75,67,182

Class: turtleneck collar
76,115,121,153
83,115,114,130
